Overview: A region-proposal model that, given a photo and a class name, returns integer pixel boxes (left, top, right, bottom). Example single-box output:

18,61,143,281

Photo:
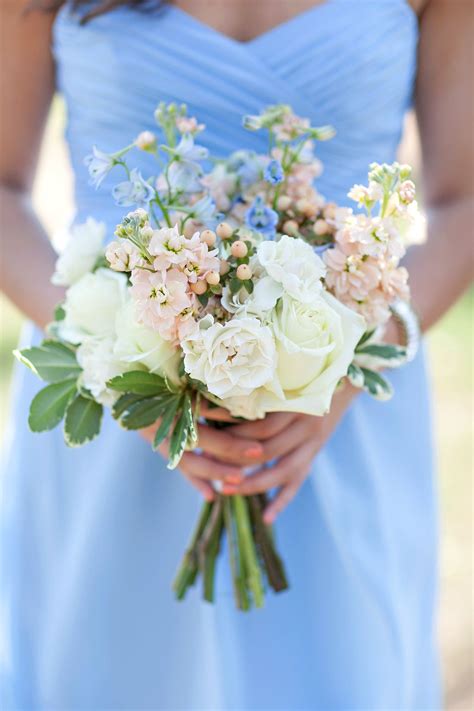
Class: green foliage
356,343,406,360
152,395,182,451
359,367,393,400
107,370,172,396
64,395,103,446
28,378,78,432
120,394,179,430
15,340,81,383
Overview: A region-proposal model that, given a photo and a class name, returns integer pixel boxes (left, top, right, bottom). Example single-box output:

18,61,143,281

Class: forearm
405,195,473,332
0,184,64,330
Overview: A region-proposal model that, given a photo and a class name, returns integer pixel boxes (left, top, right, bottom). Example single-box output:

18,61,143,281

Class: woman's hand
140,382,358,521
219,383,358,524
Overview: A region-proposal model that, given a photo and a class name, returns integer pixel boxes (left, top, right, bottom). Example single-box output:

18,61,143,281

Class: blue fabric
0,1,440,708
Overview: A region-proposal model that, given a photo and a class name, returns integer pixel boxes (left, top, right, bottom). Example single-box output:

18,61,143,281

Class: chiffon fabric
1,1,440,708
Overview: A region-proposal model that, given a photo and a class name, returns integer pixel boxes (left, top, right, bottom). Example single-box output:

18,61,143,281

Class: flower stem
223,496,250,611
173,500,212,600
198,496,224,603
233,495,265,608
248,495,289,593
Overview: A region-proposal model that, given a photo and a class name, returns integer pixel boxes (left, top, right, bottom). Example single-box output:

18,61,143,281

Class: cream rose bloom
76,336,129,407
114,300,181,382
223,291,365,419
52,218,106,287
256,234,326,303
182,315,276,399
58,269,128,344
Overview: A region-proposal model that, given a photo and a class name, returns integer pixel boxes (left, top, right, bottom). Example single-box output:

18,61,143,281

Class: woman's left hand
201,382,358,525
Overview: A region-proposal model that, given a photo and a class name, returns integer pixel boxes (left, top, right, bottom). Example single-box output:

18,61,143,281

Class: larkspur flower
84,146,115,187
228,150,263,187
167,161,203,193
173,133,208,162
264,159,284,185
189,195,216,223
112,169,155,207
245,195,278,237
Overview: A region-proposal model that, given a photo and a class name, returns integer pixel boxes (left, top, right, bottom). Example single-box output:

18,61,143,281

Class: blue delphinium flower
190,195,216,223
84,146,115,187
245,196,278,237
264,159,283,185
173,133,209,162
228,150,262,188
112,169,155,207
168,161,203,193
314,243,332,257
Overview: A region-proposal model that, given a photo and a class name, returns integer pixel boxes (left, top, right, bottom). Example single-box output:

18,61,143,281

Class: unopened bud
313,218,329,236
205,270,220,286
216,222,233,240
283,219,299,236
200,229,216,247
231,240,248,258
276,195,292,211
191,280,207,295
236,264,252,280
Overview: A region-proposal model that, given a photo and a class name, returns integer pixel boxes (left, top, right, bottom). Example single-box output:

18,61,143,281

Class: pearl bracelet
390,299,421,364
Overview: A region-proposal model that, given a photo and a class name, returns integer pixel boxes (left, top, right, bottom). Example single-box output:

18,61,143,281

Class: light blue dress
1,1,440,708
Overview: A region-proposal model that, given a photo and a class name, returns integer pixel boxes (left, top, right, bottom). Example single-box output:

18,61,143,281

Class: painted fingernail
222,485,239,495
244,446,263,459
224,474,243,485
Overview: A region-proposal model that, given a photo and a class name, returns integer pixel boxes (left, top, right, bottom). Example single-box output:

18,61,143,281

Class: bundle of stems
173,493,289,609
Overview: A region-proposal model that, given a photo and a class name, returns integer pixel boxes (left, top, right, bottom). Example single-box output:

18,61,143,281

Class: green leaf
64,395,103,446
229,277,242,294
28,378,78,432
152,394,182,451
347,363,364,388
112,393,148,419
121,394,178,430
360,367,393,401
244,279,254,294
356,329,376,348
54,304,66,321
168,392,197,469
356,343,407,360
15,340,81,383
107,370,171,396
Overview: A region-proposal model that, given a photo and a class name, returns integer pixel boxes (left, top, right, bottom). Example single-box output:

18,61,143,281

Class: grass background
0,102,472,707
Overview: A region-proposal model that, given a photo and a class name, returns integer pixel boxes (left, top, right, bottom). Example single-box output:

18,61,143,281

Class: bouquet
15,104,421,610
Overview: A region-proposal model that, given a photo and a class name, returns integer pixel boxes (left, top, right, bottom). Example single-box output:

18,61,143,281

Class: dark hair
29,1,162,23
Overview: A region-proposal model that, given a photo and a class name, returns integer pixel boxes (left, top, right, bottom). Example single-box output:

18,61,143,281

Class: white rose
256,234,326,303
257,290,365,416
52,218,106,287
114,300,181,382
77,336,129,407
58,268,128,344
220,390,267,420
182,315,276,399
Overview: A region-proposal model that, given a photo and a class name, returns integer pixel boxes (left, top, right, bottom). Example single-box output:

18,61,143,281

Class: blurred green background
0,102,472,708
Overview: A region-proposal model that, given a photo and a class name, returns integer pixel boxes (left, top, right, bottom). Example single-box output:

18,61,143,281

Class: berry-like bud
236,264,252,280
230,240,248,258
200,229,216,247
135,130,157,151
276,195,292,211
323,202,337,220
296,198,318,218
191,280,207,295
282,219,299,235
205,270,220,286
313,218,329,236
219,260,230,276
216,222,233,240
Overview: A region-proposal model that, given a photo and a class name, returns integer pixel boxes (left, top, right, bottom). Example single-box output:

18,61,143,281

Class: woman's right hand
140,403,265,501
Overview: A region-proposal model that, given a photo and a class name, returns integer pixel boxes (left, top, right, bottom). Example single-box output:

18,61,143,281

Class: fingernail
225,474,243,485
244,446,263,459
222,485,239,496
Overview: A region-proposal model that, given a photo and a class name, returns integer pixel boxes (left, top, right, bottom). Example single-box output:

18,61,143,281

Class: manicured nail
222,485,239,496
244,446,263,459
224,474,243,485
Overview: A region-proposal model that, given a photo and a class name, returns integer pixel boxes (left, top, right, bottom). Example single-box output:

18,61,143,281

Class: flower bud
276,195,292,211
135,131,157,151
236,264,252,280
183,220,198,238
313,218,329,236
205,270,220,286
230,240,248,258
219,260,230,276
216,222,233,240
191,280,208,295
323,202,337,220
282,219,299,236
200,229,216,247
296,198,318,217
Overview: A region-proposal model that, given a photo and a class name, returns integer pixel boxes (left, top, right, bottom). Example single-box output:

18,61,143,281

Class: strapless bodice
53,0,418,227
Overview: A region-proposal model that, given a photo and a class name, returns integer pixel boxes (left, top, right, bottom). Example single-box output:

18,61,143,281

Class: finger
199,400,240,423
263,480,303,525
182,473,216,502
226,412,300,441
255,417,317,463
230,442,313,496
180,451,245,483
197,424,264,465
